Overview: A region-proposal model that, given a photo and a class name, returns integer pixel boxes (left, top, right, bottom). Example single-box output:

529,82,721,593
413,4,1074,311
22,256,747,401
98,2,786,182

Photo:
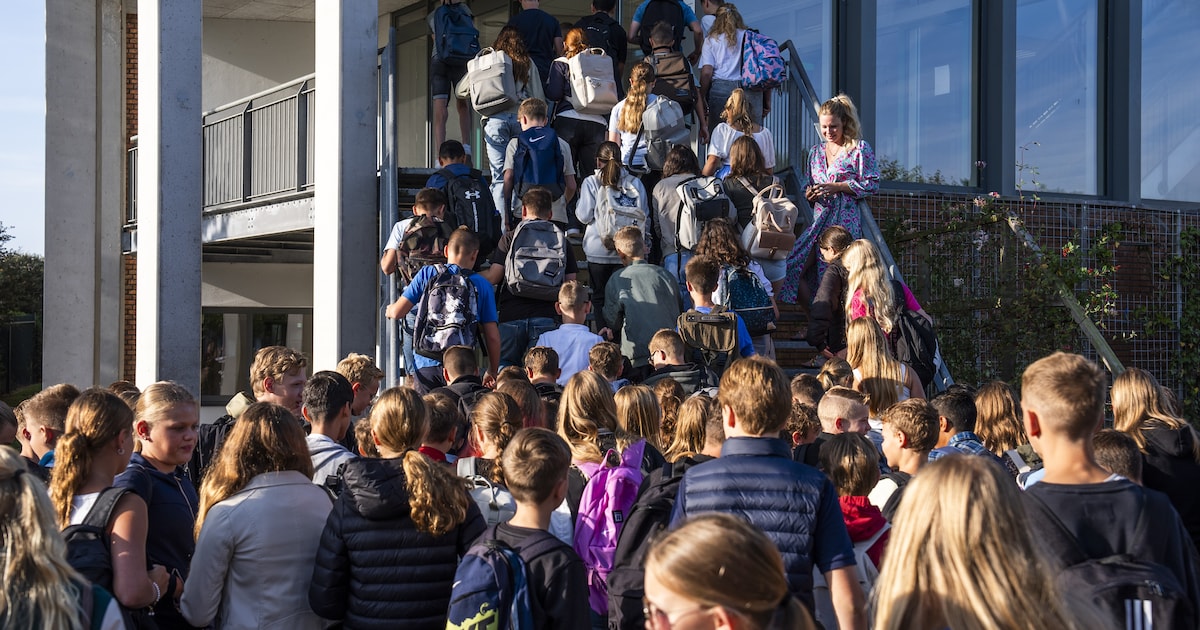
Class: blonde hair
819,432,879,496
615,385,662,450
1112,367,1200,461
718,357,791,435
973,381,1028,456
135,381,196,431
470,392,523,484
501,427,572,503
841,239,897,333
817,358,854,390
23,383,81,432
336,353,384,387
1020,352,1106,442
613,225,646,259
618,62,656,134
646,513,815,630
0,448,87,630
249,346,308,396
195,403,313,538
557,370,620,463
564,27,589,58
49,389,134,527
558,279,591,310
819,94,862,147
880,398,938,453
722,88,756,134
873,456,1095,630
846,318,905,417
371,387,472,536
495,380,549,429
664,394,712,462
708,3,746,47
654,378,685,446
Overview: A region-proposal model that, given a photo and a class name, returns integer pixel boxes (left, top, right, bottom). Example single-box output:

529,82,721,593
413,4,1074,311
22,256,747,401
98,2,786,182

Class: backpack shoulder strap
514,528,564,562
82,487,131,530
457,456,479,478
737,175,764,197
860,522,890,549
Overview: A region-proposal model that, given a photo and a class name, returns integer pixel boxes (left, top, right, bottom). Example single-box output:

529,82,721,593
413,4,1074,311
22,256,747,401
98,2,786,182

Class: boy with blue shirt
385,228,502,388
536,280,604,386
685,255,756,359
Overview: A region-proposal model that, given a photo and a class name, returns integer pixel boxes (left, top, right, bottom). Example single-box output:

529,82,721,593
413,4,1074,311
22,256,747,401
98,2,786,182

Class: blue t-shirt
694,305,756,358
425,162,475,190
633,0,698,25
401,263,498,369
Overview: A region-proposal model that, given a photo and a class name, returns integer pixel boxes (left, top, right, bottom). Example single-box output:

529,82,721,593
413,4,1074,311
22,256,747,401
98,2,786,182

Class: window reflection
1015,0,1097,195
875,0,974,186
1141,0,1200,202
200,310,312,401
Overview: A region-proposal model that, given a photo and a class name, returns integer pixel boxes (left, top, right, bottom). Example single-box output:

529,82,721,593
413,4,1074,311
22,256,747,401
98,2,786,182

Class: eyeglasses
643,597,712,629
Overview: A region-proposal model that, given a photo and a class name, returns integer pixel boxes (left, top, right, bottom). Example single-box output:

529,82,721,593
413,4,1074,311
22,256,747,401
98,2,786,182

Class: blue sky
0,1,44,255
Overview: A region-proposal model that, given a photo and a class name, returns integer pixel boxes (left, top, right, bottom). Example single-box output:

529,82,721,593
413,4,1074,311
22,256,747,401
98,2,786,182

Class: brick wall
122,13,137,380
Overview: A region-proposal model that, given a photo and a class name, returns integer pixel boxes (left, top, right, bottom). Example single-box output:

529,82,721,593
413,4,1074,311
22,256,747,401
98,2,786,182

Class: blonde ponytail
402,450,472,536
49,389,133,527
618,63,656,134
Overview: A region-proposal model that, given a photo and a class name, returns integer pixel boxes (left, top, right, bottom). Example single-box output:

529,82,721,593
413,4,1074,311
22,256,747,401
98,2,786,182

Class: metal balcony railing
126,75,316,223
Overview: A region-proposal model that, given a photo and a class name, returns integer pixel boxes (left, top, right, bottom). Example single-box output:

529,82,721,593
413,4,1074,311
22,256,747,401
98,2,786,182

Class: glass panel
200,311,312,398
1015,0,1097,195
393,6,433,167
1141,0,1200,202
875,0,974,186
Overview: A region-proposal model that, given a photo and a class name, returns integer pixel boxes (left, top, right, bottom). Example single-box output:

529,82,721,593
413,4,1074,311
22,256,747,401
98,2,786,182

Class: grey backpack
413,265,480,359
504,219,567,301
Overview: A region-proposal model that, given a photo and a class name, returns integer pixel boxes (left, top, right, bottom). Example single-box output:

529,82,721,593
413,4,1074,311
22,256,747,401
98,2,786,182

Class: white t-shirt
70,492,102,526
708,123,776,170
608,94,660,168
384,217,415,252
698,30,745,81
700,14,716,36
504,135,577,224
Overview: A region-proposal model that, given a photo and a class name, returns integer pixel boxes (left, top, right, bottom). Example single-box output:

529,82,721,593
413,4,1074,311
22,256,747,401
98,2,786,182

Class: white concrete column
312,1,379,370
43,0,124,389
135,0,202,391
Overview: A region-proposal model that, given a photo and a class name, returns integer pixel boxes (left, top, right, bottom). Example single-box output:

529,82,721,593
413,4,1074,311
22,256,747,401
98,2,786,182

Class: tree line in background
0,223,43,400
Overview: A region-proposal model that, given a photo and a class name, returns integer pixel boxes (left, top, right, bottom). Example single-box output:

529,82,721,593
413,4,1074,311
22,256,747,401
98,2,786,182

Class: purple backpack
739,30,787,91
574,439,647,615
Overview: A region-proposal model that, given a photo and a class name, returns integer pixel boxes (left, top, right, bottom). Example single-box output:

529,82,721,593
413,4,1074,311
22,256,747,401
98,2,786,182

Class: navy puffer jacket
670,437,855,611
308,456,485,629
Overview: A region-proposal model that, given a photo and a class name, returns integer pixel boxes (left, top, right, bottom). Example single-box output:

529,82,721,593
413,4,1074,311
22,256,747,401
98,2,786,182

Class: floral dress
780,139,879,304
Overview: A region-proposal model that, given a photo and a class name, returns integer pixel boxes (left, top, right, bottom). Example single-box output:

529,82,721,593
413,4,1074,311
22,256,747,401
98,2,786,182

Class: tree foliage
0,224,43,322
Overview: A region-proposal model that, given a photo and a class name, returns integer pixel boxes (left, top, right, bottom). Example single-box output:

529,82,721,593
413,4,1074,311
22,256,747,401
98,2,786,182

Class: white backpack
812,523,888,628
467,48,518,116
738,176,798,260
594,174,646,251
457,457,517,526
565,49,619,115
635,97,690,171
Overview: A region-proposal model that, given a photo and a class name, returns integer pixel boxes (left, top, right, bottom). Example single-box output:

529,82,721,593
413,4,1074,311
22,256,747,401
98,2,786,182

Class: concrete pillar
43,0,124,389
312,1,379,370
135,0,202,392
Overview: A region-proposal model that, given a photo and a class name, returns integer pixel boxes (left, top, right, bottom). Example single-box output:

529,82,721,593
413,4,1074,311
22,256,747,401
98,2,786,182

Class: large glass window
875,0,974,186
736,0,830,97
1141,0,1200,202
1015,0,1097,195
200,310,312,403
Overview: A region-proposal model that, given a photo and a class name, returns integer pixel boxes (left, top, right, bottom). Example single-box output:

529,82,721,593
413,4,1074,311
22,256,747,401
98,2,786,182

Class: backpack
594,176,646,251
812,524,888,629
889,280,939,390
576,13,619,61
446,524,563,630
574,439,648,615
190,413,237,484
63,487,130,590
676,306,740,375
674,176,733,255
413,265,480,359
608,460,690,630
398,215,455,283
566,49,619,115
432,2,481,65
737,176,797,260
467,47,519,116
512,126,566,199
438,167,501,259
638,0,685,56
721,264,775,336
457,457,517,526
648,50,695,115
738,29,787,90
1026,492,1197,630
504,219,568,301
632,97,690,172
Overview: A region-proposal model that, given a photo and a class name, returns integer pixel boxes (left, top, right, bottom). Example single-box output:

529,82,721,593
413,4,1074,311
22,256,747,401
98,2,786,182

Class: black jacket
806,259,848,353
1143,425,1200,551
309,457,486,629
641,362,719,395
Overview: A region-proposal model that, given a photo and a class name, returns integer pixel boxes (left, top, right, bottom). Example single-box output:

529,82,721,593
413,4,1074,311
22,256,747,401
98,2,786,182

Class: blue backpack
433,3,481,65
446,525,563,629
512,127,566,201
722,264,775,336
413,265,480,359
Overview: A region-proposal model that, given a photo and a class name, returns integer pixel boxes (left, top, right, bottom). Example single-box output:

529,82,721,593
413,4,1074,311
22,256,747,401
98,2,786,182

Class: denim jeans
497,317,559,367
401,311,418,377
483,112,522,222
707,78,762,135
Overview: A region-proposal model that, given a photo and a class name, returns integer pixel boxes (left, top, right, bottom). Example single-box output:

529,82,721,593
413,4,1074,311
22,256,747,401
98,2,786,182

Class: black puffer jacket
1143,425,1200,551
308,456,485,629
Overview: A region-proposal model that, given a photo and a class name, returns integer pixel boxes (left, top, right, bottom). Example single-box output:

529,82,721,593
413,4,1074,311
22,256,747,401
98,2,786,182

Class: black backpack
637,0,685,56
608,459,695,630
889,280,938,390
576,13,620,62
189,413,237,484
1027,492,1198,630
438,167,501,260
63,487,131,590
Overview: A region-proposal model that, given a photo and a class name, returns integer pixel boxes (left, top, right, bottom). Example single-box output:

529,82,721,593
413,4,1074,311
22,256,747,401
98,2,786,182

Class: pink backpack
573,439,647,615
739,30,787,91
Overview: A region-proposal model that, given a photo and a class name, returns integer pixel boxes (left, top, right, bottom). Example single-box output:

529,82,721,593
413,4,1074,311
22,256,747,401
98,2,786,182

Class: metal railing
126,75,317,222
